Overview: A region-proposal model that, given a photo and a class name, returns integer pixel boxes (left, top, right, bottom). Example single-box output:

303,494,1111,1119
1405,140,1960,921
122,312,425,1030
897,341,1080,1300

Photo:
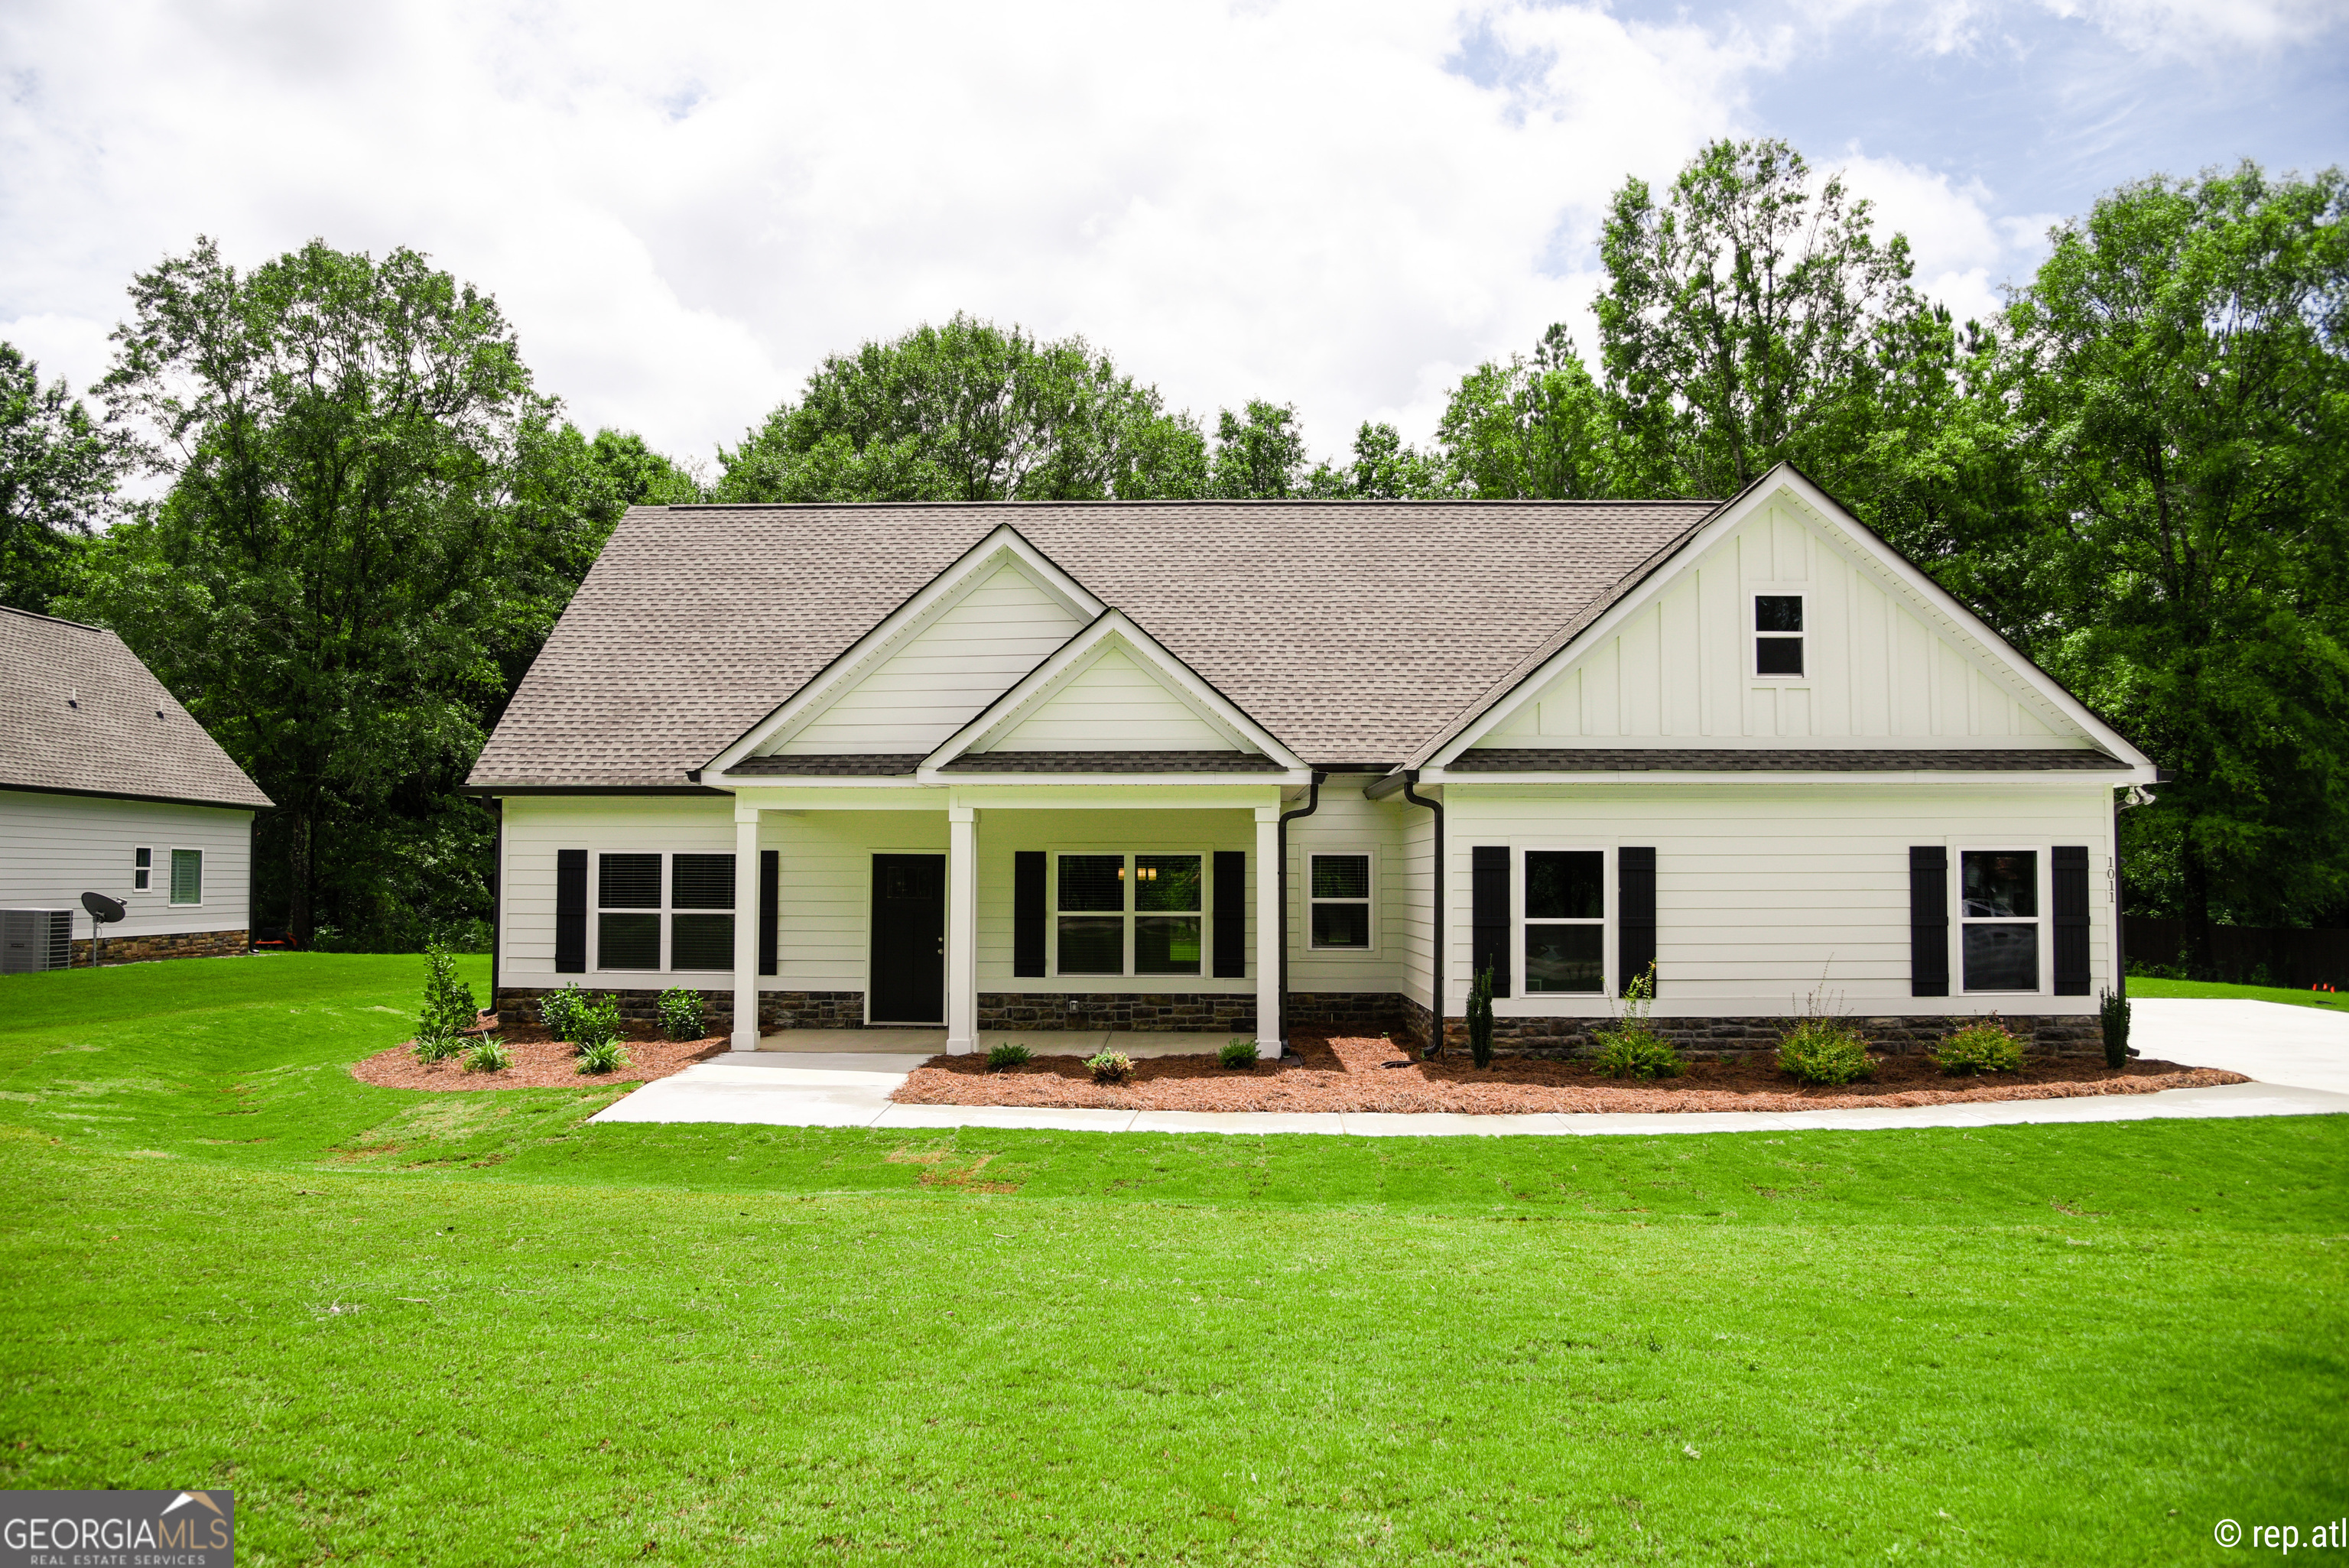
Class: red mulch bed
891,1030,2249,1115
348,1016,726,1092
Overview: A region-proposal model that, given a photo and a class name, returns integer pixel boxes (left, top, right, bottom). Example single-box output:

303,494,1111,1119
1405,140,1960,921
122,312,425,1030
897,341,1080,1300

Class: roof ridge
0,603,109,633
656,497,1720,512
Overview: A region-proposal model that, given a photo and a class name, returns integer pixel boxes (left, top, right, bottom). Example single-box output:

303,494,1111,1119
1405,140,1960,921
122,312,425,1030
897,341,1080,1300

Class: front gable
706,527,1102,768
922,610,1306,774
1431,467,2149,767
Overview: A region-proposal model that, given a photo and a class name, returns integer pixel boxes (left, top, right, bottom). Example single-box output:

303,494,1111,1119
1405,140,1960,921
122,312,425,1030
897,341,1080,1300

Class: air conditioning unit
2,909,73,973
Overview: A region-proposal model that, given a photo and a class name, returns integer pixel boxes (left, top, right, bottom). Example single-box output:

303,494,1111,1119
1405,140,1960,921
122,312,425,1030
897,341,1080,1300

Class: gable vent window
1309,854,1373,949
1960,849,2039,992
1053,851,1209,976
1523,849,1605,993
1755,594,1805,677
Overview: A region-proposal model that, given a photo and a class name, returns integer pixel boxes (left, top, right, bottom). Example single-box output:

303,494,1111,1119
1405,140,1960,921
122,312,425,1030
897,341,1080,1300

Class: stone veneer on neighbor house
70,929,248,965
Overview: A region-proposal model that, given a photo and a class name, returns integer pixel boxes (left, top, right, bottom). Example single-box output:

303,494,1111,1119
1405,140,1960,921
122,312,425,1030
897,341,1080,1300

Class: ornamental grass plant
1591,963,1681,1079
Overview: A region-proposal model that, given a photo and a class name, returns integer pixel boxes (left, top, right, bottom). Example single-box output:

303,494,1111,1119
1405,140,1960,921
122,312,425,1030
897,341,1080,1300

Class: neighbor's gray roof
0,607,273,810
1448,747,2128,772
469,500,1719,787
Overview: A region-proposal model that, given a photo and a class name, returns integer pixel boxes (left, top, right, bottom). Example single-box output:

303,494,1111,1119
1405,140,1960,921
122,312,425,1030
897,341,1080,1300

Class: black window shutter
554,849,587,974
2052,846,2091,996
1471,846,1510,998
1213,850,1246,978
1619,846,1657,996
758,849,778,977
1013,851,1047,978
1909,846,1949,997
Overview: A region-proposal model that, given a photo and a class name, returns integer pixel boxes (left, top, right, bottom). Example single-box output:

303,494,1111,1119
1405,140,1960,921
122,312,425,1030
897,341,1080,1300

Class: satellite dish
82,892,126,924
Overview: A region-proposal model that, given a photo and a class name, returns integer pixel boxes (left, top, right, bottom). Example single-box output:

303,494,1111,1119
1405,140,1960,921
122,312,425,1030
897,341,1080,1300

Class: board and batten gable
0,790,253,940
759,560,1089,758
1474,492,2089,750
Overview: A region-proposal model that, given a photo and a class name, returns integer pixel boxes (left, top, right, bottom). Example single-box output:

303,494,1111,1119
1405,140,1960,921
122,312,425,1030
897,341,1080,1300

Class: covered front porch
721,782,1291,1057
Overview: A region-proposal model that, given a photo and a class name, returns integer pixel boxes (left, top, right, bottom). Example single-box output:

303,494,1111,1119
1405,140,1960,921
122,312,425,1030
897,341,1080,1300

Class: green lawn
2,956,2344,1564
2128,974,2349,1011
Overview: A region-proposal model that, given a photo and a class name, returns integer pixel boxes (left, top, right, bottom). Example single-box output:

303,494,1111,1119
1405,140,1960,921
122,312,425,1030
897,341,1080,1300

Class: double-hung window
1960,849,2039,992
1755,594,1804,677
133,847,152,891
1309,853,1372,949
596,851,736,972
168,848,203,906
1523,849,1604,993
1053,852,1204,976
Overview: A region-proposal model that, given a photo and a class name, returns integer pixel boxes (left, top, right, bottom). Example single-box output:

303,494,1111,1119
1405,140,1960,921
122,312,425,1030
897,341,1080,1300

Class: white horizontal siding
774,563,1082,755
0,791,252,937
1440,782,2116,1018
1484,496,2084,749
1285,778,1415,1000
499,797,737,989
990,647,1237,752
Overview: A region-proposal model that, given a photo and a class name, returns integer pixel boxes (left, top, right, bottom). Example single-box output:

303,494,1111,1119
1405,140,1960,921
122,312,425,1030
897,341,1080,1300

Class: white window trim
592,850,737,975
133,846,152,894
1516,844,1613,1003
1305,846,1378,953
1753,589,1807,680
1955,844,2047,996
1048,846,1217,981
167,846,203,907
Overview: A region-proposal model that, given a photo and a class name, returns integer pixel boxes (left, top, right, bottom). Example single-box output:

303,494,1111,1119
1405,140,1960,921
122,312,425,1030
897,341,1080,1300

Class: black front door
869,854,946,1024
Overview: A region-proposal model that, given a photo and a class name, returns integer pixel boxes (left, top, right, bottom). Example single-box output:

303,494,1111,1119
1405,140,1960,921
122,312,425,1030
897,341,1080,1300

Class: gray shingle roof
0,607,273,809
469,499,1717,787
1448,747,2128,772
937,751,1287,774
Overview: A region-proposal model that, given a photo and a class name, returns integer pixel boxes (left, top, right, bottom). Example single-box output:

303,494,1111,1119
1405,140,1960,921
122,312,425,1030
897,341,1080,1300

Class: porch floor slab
754,1029,1247,1058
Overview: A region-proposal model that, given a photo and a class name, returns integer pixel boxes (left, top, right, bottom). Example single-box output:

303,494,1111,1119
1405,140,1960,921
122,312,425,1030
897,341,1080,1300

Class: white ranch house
1,606,271,969
466,466,2155,1058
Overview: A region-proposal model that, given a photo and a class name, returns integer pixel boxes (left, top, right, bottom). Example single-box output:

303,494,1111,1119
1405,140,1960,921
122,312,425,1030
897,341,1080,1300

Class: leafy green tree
1,342,127,613
1435,324,1616,498
67,237,606,948
1209,400,1311,498
1597,138,1933,501
715,313,1204,502
1996,165,2349,962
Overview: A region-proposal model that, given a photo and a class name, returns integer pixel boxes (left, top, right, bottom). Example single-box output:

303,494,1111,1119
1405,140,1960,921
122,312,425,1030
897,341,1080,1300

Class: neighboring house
1,606,273,964
466,465,2155,1057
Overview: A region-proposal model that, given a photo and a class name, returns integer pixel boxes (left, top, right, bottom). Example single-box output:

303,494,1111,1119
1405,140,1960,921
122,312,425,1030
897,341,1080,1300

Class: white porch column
730,804,762,1051
1255,805,1282,1059
947,805,978,1055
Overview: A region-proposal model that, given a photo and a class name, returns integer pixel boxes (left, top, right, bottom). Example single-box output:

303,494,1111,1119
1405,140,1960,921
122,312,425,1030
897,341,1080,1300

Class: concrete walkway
589,999,2349,1137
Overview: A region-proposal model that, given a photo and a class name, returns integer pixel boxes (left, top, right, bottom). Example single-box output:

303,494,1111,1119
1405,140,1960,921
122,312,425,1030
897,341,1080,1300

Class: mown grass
1,955,2344,1564
2128,974,2349,1011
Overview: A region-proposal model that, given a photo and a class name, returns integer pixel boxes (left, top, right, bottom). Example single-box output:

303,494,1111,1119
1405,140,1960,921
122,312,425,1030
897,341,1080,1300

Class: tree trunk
288,810,314,949
2182,825,2217,980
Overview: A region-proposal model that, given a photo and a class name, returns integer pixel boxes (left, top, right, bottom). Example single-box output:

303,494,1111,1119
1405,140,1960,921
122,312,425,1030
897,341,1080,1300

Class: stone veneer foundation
982,992,1256,1033
71,929,248,964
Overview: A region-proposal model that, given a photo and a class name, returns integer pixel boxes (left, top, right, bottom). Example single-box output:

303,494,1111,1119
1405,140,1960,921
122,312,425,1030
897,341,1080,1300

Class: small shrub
575,1038,630,1076
658,986,707,1041
2099,988,2130,1069
987,1042,1032,1070
1087,1050,1133,1086
1933,1020,2023,1075
1467,966,1496,1069
411,1021,463,1064
1219,1037,1259,1070
538,983,589,1041
418,940,478,1040
462,1034,512,1073
1591,1027,1684,1079
570,992,625,1055
1592,963,1681,1079
1775,1020,1875,1085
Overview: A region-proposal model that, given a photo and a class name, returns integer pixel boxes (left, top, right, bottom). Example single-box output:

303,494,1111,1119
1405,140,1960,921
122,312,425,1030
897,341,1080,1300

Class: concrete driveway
586,1002,2349,1136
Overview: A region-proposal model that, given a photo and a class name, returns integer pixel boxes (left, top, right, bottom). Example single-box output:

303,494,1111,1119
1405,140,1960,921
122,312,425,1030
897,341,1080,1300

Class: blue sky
2,1,2342,466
